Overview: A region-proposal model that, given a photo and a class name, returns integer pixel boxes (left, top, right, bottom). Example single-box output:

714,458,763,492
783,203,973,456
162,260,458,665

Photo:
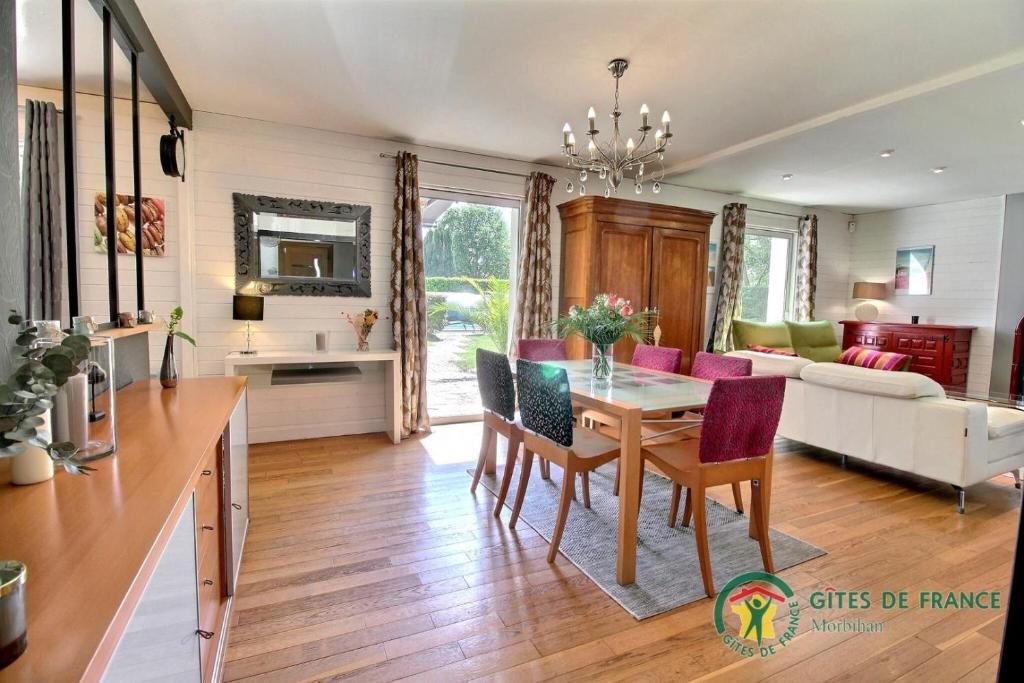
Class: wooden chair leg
493,429,522,518
691,484,715,597
548,465,576,563
509,449,534,530
731,482,744,514
581,470,591,509
470,424,495,493
613,461,620,497
751,477,775,573
668,482,682,527
540,458,550,480
750,448,773,539
681,487,693,527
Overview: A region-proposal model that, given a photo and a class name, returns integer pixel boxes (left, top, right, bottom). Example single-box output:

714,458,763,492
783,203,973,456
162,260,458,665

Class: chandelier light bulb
588,140,597,159
562,122,571,147
662,111,671,135
587,107,596,130
567,132,576,150
640,103,649,128
626,137,635,154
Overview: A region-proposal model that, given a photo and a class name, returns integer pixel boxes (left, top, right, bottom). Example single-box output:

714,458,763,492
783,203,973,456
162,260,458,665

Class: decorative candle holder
78,335,117,462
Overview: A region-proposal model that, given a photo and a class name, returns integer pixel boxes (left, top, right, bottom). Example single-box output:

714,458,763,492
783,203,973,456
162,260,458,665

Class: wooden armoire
557,197,715,374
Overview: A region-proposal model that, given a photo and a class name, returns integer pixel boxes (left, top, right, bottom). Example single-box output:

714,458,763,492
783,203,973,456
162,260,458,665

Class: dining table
536,359,713,585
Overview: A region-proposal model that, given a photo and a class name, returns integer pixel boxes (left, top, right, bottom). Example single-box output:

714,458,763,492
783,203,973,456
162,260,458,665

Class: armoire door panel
597,221,651,363
651,229,707,374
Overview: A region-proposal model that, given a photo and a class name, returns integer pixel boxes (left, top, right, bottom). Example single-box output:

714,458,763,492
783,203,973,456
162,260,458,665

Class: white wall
18,85,181,375
991,193,1024,395
848,196,1006,394
184,111,850,440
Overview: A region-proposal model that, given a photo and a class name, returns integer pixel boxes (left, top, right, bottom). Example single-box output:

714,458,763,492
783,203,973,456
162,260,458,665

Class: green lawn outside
456,334,498,371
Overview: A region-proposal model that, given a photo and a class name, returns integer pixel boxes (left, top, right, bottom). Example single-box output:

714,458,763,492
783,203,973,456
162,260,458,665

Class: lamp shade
852,282,887,300
232,294,264,321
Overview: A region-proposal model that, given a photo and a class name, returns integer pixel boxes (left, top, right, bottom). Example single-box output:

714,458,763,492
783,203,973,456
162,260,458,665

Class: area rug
474,459,825,620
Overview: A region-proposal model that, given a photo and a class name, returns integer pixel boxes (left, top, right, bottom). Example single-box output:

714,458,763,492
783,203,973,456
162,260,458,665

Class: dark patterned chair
511,359,621,563
471,350,524,519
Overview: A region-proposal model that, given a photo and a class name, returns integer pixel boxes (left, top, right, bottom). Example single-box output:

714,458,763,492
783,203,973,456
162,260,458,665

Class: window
739,227,796,322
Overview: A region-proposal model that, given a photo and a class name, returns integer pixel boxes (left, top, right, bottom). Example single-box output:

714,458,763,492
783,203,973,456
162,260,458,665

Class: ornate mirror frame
233,193,372,297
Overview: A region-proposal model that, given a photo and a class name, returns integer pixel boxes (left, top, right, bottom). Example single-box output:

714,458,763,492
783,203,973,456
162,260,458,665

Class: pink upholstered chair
642,375,786,596
632,344,683,373
690,351,752,380
516,338,568,361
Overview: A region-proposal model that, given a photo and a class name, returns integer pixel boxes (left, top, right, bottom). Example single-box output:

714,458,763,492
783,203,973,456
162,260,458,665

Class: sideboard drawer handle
201,469,212,476
203,578,214,586
232,503,242,511
202,524,214,531
197,629,214,640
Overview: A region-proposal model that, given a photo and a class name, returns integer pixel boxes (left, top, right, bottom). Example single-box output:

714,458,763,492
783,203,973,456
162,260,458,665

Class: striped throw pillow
837,346,911,372
748,344,798,357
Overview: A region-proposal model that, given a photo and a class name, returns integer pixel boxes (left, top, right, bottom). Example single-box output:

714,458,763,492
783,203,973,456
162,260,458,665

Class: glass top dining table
535,359,713,585
539,359,712,413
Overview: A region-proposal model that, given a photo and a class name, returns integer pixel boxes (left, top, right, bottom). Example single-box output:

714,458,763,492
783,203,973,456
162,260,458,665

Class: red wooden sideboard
840,320,975,390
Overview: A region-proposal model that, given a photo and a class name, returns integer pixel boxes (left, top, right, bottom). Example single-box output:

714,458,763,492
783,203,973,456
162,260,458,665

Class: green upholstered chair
731,320,794,353
785,320,843,362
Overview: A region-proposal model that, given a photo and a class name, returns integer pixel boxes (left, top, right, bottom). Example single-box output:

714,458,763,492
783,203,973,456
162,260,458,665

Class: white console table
224,350,402,444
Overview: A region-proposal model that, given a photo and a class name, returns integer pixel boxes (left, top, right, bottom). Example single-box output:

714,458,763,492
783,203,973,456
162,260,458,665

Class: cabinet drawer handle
202,524,214,531
197,629,215,640
232,503,242,510
203,578,214,586
201,469,212,476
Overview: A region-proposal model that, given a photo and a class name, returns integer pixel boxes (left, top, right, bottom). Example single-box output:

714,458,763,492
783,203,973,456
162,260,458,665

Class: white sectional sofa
726,350,1024,512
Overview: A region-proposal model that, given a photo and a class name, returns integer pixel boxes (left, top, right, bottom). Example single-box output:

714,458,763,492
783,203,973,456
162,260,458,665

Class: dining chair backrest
699,375,785,464
515,359,574,448
632,344,683,373
691,351,753,380
476,349,516,421
517,338,568,361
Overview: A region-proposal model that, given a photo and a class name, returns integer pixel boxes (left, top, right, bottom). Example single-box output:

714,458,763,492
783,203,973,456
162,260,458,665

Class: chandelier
561,58,672,197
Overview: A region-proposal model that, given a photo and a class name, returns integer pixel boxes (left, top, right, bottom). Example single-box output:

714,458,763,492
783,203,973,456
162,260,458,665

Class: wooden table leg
617,407,642,585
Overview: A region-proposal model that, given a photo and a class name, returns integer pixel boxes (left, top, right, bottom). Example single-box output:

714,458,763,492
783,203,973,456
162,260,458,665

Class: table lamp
233,294,264,355
852,282,887,322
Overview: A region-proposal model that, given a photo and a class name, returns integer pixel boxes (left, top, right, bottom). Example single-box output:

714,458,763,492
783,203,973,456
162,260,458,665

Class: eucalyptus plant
0,312,94,474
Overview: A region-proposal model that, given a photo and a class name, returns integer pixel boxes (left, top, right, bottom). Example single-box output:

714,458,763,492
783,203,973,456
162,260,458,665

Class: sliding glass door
421,191,520,421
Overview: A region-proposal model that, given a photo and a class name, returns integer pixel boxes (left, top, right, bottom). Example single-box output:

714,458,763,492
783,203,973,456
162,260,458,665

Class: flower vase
160,335,178,388
592,343,614,381
356,333,369,352
11,411,55,485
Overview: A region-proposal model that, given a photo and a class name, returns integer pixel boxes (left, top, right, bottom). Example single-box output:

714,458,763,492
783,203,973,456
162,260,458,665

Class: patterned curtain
22,100,63,320
707,203,747,353
389,152,429,436
794,214,818,321
512,171,556,347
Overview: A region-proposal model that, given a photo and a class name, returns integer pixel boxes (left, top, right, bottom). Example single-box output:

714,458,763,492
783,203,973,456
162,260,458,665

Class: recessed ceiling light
1019,118,1024,126
781,174,793,181
879,149,895,158
931,166,946,174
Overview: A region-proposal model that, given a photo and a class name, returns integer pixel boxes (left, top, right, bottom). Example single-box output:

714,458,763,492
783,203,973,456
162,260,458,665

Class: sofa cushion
731,320,792,352
837,346,912,372
725,350,813,378
786,320,843,362
988,407,1024,440
748,344,797,356
799,362,945,399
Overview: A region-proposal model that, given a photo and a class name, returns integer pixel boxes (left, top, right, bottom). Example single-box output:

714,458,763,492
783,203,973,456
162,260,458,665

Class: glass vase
160,334,178,388
592,343,614,381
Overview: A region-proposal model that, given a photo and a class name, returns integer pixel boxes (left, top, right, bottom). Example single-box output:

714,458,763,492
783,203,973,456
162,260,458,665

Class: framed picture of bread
93,193,166,256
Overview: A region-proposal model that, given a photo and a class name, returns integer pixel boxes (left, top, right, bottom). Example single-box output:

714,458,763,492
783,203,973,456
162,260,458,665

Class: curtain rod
747,207,804,219
378,152,530,179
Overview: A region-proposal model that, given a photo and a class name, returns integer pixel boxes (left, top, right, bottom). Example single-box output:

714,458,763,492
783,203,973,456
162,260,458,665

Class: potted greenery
554,294,657,381
160,306,197,388
0,312,94,483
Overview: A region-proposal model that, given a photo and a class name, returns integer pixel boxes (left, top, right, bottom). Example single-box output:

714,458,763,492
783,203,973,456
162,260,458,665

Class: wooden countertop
92,322,162,340
0,377,246,682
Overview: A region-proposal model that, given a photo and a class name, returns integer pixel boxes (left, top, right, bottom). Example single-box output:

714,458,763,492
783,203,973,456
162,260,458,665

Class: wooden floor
224,423,1019,682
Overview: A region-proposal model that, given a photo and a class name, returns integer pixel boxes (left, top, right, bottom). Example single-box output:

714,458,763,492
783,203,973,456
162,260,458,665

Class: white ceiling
16,0,155,101
124,0,1024,212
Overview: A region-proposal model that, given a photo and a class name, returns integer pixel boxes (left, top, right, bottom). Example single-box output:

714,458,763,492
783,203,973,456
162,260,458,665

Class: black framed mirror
233,193,371,297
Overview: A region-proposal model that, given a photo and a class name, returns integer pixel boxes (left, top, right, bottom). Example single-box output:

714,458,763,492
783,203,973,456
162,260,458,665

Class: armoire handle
197,629,214,640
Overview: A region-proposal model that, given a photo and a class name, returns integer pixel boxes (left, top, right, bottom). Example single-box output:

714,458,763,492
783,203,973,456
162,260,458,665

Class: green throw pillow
731,319,793,352
785,320,842,362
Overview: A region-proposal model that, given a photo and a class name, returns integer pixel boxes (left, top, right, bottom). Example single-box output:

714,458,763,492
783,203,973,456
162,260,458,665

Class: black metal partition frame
59,0,193,325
